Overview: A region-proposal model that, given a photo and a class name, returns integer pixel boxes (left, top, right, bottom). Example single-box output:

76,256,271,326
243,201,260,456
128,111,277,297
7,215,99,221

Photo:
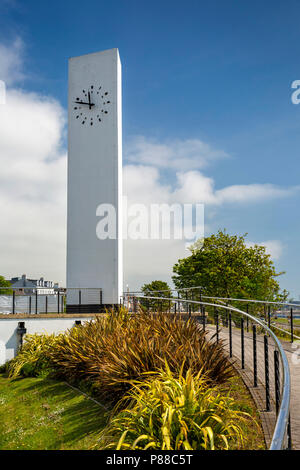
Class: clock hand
88,91,92,110
73,100,95,106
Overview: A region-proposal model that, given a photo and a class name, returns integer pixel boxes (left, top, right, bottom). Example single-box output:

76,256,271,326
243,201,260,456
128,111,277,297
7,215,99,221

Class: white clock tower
66,48,122,311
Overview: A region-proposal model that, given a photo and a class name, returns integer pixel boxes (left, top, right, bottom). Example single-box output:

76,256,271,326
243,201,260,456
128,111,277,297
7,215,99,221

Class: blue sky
0,0,300,296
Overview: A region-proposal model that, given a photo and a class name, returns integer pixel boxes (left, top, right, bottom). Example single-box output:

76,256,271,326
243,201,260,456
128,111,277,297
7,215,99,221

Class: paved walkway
206,324,300,450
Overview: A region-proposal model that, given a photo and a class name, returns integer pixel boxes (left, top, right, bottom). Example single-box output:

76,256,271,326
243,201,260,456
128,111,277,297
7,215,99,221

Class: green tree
172,230,287,305
0,276,12,295
141,280,172,312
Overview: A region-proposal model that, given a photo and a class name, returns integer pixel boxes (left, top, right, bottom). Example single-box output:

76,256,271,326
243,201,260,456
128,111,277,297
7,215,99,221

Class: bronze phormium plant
48,309,233,404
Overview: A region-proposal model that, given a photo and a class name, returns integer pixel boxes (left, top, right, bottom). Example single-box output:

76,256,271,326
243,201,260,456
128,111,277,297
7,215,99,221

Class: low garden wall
0,314,96,365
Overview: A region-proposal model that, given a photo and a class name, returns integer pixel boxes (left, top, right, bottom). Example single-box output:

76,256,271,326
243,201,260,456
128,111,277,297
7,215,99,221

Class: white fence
0,294,64,314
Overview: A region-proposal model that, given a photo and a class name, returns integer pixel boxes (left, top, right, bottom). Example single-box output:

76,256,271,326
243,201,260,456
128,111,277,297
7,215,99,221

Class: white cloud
0,37,24,85
0,41,67,284
125,135,229,171
246,240,284,260
215,183,299,205
125,165,299,207
124,165,171,205
124,239,187,289
123,162,296,288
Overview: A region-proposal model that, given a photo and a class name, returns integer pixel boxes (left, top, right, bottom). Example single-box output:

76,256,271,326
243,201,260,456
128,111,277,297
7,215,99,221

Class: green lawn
0,374,107,450
274,317,300,326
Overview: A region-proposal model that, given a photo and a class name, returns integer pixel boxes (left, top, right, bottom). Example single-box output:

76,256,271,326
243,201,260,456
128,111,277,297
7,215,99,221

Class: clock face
72,85,111,126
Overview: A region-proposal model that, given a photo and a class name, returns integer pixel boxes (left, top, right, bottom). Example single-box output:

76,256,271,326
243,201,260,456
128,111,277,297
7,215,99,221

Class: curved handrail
127,287,300,308
130,294,291,450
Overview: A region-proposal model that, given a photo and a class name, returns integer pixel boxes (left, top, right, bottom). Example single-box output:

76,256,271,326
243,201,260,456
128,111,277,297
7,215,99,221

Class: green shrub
95,365,254,450
7,333,61,379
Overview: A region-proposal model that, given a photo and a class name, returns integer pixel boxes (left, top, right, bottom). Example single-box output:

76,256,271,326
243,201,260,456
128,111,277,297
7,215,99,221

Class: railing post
12,290,15,315
215,307,219,343
45,295,48,314
202,305,206,331
174,302,177,316
274,350,280,416
188,303,191,319
253,325,257,387
290,308,294,343
57,290,60,314
191,290,194,314
246,304,249,332
268,304,271,329
287,415,292,450
264,335,270,411
35,290,38,315
229,312,232,358
79,290,82,314
29,295,31,314
241,318,245,369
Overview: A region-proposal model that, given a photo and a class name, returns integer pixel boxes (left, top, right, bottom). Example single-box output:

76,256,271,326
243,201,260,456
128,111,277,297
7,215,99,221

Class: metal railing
126,287,300,343
0,287,103,314
124,294,292,450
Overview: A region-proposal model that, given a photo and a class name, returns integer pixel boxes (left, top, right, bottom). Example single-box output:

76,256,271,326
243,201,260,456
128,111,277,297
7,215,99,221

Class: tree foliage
140,280,172,311
172,230,288,303
0,276,12,295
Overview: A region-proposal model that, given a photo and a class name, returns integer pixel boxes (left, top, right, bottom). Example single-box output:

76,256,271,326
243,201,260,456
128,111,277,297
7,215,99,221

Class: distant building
10,274,59,295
